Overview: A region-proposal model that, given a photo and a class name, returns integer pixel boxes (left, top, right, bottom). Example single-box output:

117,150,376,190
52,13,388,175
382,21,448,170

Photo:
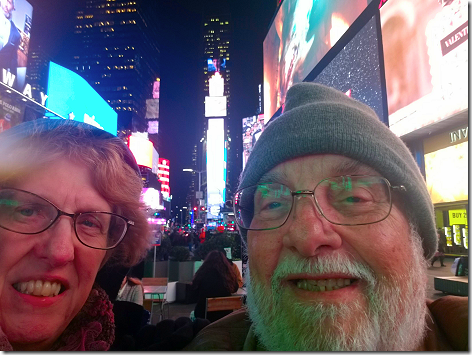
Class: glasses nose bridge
55,209,78,225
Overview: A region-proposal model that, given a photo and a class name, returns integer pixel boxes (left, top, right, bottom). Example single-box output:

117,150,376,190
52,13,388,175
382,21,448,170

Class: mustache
270,253,377,289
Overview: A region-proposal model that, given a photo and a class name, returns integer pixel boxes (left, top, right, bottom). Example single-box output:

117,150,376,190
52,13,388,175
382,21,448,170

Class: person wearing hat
184,83,468,351
0,119,209,351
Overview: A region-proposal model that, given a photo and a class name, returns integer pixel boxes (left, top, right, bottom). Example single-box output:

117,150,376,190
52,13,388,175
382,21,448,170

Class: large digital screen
263,0,370,120
158,158,170,201
145,98,159,119
0,0,32,90
152,79,160,99
209,72,224,97
46,62,118,135
309,9,387,124
207,58,226,72
380,0,468,137
206,118,226,219
242,114,264,170
205,96,227,117
128,134,154,169
424,141,468,204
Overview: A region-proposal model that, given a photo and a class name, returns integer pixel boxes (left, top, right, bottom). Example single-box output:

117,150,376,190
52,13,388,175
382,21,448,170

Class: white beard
245,225,429,351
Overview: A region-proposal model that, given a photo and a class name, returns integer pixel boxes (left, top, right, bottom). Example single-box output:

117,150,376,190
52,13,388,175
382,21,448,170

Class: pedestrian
431,230,446,267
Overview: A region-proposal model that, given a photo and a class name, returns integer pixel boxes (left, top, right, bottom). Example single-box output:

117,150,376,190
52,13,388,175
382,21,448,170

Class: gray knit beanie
239,82,437,259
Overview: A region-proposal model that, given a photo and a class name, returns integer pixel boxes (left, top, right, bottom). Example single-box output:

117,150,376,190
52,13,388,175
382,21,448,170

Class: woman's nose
34,216,75,267
282,195,342,257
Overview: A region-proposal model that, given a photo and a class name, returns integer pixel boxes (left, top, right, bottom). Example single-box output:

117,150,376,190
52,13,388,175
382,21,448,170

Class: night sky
26,0,278,211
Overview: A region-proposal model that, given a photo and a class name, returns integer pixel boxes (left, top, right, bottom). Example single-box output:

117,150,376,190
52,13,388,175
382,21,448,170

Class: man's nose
34,216,75,267
282,195,342,257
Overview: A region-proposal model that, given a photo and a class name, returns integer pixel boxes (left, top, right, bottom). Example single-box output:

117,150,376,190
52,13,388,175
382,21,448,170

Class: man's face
0,0,13,19
245,154,428,351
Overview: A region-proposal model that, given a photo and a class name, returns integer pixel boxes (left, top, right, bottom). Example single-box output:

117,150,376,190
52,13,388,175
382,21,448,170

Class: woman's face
0,158,107,350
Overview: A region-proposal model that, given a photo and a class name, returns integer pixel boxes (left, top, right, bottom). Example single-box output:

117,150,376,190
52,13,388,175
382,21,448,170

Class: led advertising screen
205,96,227,117
308,10,387,124
148,120,159,134
46,62,118,135
424,125,468,204
263,0,370,120
242,114,264,170
158,158,170,201
128,134,154,169
206,118,226,219
209,72,224,97
145,98,159,119
207,58,226,72
0,92,25,132
152,79,160,99
380,0,468,137
0,0,32,90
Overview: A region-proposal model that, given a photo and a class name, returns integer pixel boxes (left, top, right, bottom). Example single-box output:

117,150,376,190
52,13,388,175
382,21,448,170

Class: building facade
70,0,160,132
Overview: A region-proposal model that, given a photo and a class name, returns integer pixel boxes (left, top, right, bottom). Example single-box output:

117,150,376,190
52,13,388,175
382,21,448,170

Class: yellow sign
445,227,453,246
449,209,468,225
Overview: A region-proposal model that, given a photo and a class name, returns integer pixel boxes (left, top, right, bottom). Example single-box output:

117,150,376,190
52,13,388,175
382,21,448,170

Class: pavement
159,257,465,323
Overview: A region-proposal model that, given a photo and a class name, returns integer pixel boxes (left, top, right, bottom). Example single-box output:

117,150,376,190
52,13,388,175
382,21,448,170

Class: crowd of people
0,83,468,351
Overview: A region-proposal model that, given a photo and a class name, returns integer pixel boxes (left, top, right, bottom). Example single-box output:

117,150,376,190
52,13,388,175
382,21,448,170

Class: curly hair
0,123,152,267
192,250,239,293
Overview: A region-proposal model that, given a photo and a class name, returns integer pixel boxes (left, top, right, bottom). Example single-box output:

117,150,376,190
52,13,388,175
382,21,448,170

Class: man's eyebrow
331,160,376,176
258,170,289,185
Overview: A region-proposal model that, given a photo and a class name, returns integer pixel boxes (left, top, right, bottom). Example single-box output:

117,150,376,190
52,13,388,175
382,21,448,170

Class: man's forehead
258,155,380,184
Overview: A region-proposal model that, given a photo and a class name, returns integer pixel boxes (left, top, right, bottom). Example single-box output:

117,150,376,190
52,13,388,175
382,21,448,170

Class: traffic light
153,211,160,217
200,206,205,211
193,206,197,211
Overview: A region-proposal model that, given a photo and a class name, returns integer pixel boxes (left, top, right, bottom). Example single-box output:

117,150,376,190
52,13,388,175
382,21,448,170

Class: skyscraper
199,11,234,222
70,0,160,132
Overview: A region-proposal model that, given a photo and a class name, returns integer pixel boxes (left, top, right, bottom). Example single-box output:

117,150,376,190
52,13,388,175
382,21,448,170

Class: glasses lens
0,189,57,234
315,176,391,225
235,183,292,230
75,212,127,249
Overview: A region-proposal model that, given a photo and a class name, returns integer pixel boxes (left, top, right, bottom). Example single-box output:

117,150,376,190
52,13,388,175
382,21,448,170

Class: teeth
296,278,352,292
14,280,63,297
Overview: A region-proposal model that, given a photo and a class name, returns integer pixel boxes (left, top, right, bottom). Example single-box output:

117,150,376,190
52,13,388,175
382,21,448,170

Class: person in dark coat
191,250,239,322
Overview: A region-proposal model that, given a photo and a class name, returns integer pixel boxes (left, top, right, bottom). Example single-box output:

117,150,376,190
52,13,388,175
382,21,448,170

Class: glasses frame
233,175,406,231
0,188,134,250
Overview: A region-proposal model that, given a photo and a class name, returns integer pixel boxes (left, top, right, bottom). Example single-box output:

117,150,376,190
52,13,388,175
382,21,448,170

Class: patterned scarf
0,283,115,351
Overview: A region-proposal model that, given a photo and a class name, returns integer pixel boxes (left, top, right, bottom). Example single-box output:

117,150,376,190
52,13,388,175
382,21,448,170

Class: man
0,0,20,76
184,83,468,351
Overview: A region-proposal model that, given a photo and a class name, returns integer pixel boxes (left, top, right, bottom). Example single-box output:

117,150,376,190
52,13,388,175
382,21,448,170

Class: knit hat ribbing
239,83,437,259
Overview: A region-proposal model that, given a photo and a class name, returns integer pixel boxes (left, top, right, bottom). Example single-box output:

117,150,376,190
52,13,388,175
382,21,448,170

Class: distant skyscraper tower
70,0,160,132
26,44,50,98
200,11,235,221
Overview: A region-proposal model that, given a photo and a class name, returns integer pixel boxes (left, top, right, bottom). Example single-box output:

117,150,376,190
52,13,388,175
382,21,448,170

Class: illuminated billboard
207,58,226,72
0,0,33,90
145,98,159,119
158,158,171,201
308,8,387,124
148,120,159,134
205,96,227,117
263,0,370,120
152,79,160,99
128,134,154,169
380,0,468,137
242,114,264,170
46,62,118,135
206,118,226,219
209,72,224,97
424,125,468,204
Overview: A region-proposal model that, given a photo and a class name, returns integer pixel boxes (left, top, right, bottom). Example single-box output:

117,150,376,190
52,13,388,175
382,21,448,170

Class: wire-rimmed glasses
0,188,134,250
233,175,406,231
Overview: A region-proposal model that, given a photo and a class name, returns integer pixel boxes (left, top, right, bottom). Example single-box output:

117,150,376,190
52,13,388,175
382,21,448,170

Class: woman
191,250,239,323
116,274,144,306
0,119,153,351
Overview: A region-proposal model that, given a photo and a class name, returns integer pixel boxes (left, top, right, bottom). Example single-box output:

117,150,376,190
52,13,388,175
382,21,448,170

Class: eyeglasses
0,188,134,250
233,175,406,231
